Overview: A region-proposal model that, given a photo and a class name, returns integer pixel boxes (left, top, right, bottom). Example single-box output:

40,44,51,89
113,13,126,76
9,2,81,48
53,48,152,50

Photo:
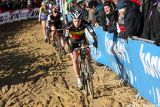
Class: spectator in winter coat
100,1,118,34
75,1,88,20
142,0,160,45
124,0,143,38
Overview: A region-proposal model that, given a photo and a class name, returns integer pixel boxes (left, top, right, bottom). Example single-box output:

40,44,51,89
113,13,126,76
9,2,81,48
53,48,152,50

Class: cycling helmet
71,10,83,19
41,1,47,6
52,5,60,11
55,5,60,11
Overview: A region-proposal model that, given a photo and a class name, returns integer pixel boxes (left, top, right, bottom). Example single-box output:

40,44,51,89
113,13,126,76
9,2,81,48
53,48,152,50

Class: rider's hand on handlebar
64,36,69,42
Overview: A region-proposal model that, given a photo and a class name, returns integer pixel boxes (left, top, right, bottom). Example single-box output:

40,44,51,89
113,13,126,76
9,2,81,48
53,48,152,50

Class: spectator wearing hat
99,1,118,34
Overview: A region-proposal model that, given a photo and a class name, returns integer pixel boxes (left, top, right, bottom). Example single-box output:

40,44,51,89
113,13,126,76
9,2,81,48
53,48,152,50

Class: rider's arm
84,20,97,42
46,14,51,26
64,22,72,42
60,13,65,28
39,7,42,21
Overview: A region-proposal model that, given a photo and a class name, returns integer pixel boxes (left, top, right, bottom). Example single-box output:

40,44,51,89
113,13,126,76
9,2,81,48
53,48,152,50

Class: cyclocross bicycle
75,45,95,99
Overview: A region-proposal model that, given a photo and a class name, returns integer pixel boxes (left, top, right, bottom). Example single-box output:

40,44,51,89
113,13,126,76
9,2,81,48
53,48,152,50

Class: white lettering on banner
10,10,21,22
105,33,114,56
30,8,39,18
149,86,160,105
19,9,30,20
140,44,160,79
105,33,130,64
0,12,10,25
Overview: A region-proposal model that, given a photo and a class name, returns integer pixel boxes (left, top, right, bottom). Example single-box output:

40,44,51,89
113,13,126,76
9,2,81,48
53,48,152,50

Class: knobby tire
55,34,63,61
86,58,94,99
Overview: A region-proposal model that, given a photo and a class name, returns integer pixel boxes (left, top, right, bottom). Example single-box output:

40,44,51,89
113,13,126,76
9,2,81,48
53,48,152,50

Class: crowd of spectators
67,0,160,45
0,0,160,44
0,0,41,13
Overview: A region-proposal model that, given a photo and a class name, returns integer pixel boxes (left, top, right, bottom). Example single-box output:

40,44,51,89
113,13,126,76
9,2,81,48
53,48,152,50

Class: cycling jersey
67,20,97,52
40,6,48,14
47,12,63,29
39,6,48,20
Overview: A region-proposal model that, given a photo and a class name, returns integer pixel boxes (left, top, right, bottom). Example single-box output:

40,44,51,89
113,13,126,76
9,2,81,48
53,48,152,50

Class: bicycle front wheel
85,59,94,99
55,34,63,61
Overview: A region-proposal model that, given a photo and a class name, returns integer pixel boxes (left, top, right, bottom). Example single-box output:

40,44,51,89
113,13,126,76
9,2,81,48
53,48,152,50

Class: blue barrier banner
86,27,160,106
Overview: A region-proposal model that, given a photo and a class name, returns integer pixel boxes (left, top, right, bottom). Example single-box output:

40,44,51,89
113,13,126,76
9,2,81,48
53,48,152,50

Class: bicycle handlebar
56,29,63,31
74,45,95,51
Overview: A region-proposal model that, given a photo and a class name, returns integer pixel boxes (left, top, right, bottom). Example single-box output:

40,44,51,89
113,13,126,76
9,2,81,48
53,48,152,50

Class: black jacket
142,0,160,42
98,10,118,34
124,1,143,37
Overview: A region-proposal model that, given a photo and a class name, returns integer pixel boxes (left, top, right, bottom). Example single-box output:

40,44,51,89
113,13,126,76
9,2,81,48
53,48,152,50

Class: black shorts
69,38,88,53
49,21,62,29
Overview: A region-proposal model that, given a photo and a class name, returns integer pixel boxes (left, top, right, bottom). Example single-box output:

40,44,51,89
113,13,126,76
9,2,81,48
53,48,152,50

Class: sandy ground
0,20,154,107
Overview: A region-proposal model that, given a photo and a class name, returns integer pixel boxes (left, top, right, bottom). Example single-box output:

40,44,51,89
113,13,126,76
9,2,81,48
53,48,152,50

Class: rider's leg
61,35,65,48
72,50,80,78
41,20,46,40
50,26,56,44
72,49,82,88
86,47,91,62
58,32,65,48
60,33,67,54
